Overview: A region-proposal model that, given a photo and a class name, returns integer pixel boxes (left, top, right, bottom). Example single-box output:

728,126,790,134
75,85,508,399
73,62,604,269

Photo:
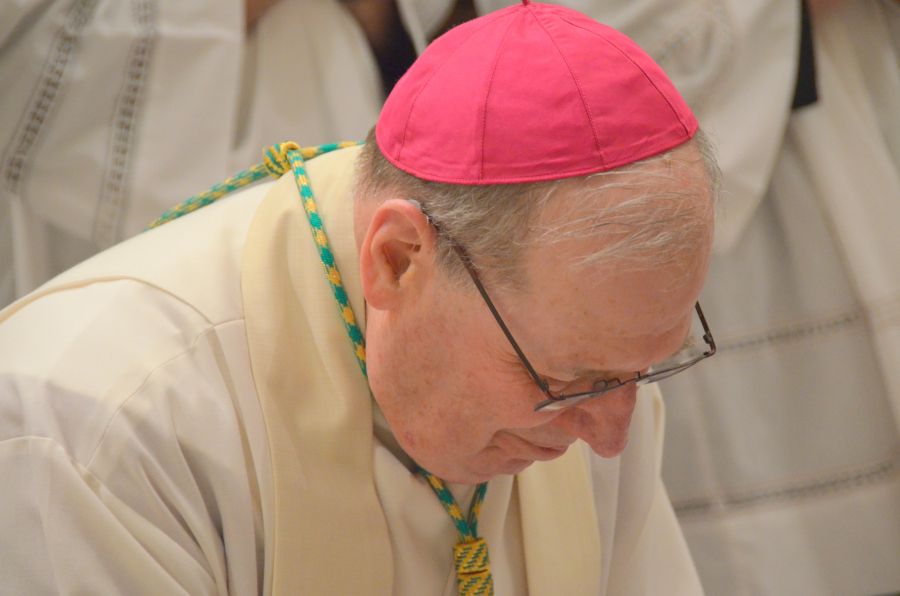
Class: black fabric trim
792,0,818,109
372,3,417,96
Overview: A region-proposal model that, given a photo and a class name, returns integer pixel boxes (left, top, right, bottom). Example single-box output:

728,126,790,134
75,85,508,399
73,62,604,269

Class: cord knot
454,537,493,595
264,142,302,176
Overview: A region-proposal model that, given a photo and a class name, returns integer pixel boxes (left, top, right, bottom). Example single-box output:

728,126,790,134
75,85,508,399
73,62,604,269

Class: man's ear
359,199,435,310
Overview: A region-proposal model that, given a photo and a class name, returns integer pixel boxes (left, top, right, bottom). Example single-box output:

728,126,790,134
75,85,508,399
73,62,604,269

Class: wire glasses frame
417,201,717,413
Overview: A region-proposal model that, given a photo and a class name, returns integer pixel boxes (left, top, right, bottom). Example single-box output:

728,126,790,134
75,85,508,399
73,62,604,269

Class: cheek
368,303,551,461
366,312,489,446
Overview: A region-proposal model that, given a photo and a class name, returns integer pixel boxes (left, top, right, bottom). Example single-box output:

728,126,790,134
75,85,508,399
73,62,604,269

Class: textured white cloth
664,5,900,594
0,147,702,595
0,0,243,306
0,0,452,309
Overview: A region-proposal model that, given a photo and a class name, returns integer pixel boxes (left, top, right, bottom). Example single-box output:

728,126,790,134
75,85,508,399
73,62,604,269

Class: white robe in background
0,146,703,595
0,0,452,309
483,1,900,594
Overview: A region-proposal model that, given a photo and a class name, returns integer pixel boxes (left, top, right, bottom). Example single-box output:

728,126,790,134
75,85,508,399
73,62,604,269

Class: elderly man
0,2,717,595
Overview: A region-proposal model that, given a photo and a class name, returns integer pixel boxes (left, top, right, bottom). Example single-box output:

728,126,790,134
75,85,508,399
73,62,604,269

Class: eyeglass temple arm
453,246,553,395
694,302,716,355
630,302,716,383
412,198,554,397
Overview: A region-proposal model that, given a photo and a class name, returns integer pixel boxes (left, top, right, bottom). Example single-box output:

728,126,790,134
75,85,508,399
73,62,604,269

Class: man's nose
553,384,638,458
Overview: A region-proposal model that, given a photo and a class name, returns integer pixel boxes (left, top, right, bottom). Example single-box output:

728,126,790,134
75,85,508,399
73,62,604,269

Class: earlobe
359,200,435,310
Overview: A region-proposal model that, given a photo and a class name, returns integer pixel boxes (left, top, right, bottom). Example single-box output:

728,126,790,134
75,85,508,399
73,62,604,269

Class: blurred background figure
478,0,898,594
0,0,465,308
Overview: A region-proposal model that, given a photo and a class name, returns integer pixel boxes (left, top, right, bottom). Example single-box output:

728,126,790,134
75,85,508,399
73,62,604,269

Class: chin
502,458,537,476
414,446,540,485
454,458,535,484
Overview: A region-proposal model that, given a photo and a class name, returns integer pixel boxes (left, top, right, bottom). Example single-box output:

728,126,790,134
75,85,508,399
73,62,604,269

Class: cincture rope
418,468,494,596
146,142,494,596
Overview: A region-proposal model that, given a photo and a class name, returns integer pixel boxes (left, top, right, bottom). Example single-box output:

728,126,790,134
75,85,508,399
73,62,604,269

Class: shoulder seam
85,319,245,468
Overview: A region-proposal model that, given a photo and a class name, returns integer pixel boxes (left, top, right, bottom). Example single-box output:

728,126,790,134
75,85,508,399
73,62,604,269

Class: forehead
512,259,701,372
498,148,713,373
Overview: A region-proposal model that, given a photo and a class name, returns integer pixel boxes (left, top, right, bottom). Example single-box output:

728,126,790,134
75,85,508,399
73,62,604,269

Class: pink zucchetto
376,0,698,185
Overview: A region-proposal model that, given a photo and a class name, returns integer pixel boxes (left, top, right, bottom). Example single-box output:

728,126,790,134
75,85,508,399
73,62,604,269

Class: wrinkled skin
356,141,714,484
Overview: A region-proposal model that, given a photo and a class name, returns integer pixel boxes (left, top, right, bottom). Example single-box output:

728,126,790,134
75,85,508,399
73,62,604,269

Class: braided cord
419,467,493,596
144,141,363,371
146,162,269,230
281,143,492,595
145,141,361,231
145,141,492,596
418,468,488,541
285,143,368,377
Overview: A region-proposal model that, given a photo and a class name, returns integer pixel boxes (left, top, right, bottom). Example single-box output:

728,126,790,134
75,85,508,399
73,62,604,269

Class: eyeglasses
416,201,716,413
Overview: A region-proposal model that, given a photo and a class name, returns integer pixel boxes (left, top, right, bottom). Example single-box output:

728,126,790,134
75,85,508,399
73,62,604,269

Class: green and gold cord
146,141,493,596
419,467,494,596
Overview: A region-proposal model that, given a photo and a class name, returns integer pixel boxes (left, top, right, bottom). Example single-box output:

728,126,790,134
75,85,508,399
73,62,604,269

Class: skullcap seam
480,10,520,181
530,9,603,156
396,9,512,163
556,14,694,136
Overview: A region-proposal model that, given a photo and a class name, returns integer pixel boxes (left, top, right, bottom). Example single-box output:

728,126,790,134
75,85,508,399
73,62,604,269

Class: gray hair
354,127,720,292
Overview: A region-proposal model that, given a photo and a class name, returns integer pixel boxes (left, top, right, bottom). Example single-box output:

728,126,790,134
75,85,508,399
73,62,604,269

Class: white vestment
478,1,900,594
0,0,452,309
0,146,703,595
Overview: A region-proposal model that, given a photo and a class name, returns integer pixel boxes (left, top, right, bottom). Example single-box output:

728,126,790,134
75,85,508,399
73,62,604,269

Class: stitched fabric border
710,293,900,357
673,449,900,518
93,0,158,248
714,310,864,356
1,0,100,196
